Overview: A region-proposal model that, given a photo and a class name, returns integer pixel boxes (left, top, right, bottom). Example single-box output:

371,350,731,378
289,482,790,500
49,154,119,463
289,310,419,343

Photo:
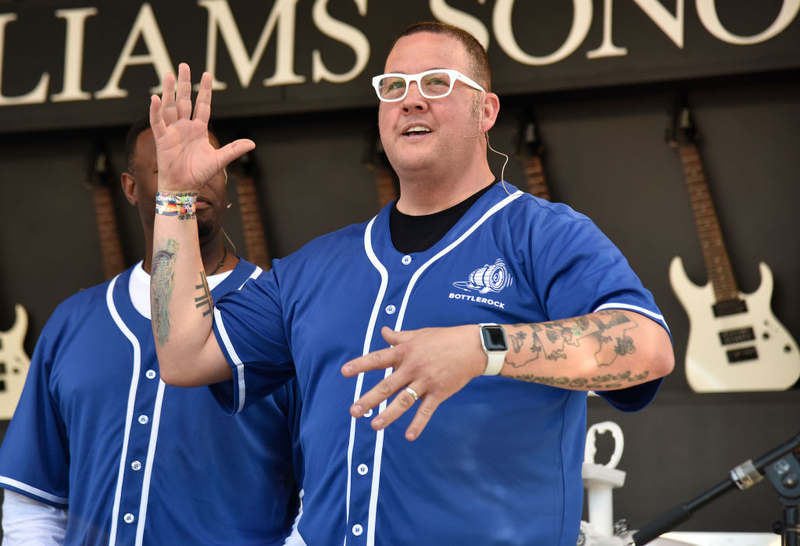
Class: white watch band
483,351,505,376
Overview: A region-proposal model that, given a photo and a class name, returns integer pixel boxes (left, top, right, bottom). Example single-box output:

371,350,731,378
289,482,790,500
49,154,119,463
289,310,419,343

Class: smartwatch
479,323,508,376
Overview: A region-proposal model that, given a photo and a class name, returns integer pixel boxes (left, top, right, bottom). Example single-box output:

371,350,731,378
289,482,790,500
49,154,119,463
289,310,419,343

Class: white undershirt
2,490,68,545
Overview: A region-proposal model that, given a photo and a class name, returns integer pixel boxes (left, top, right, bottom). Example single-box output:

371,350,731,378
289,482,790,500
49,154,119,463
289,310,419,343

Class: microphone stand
631,432,800,546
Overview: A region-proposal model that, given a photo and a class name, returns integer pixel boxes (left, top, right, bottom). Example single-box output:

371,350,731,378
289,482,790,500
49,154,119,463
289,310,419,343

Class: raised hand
149,63,255,191
342,325,486,441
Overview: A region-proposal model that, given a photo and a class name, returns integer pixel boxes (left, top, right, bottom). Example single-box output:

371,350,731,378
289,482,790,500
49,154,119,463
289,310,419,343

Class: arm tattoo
507,310,639,368
151,239,178,346
510,370,650,389
195,271,213,317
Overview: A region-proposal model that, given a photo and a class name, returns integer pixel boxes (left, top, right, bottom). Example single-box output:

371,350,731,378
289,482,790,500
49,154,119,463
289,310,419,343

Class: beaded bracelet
155,191,198,219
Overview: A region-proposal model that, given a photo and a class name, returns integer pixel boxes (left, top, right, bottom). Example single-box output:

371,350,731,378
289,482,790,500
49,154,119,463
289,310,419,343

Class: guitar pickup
713,299,748,317
719,327,756,345
727,346,758,363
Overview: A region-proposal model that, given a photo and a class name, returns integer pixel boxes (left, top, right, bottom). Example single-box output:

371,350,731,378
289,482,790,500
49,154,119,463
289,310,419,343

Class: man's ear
121,172,137,206
480,92,500,134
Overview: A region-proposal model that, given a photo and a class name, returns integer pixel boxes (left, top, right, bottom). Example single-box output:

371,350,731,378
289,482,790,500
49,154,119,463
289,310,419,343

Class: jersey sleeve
595,380,663,411
533,216,671,411
0,321,70,508
269,378,305,488
211,264,296,414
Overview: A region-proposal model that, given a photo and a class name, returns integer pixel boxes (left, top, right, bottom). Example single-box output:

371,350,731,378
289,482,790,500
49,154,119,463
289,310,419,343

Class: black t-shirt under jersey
389,183,494,254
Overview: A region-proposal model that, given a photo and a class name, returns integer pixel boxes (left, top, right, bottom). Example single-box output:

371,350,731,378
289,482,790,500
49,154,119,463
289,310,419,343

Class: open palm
150,63,254,191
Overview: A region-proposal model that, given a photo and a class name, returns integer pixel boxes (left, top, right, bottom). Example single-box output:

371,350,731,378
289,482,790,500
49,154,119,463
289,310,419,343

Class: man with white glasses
149,21,674,545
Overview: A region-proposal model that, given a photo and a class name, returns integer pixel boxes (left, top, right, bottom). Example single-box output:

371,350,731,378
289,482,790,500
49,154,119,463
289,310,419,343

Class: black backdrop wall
1,0,799,538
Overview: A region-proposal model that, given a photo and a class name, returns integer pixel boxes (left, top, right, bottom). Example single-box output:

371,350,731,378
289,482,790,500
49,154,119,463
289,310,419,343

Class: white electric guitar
0,304,31,420
667,99,800,393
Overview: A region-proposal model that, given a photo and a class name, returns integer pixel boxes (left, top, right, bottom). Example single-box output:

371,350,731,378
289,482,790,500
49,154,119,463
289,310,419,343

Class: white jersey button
131,461,142,471
145,369,157,379
364,409,373,418
385,305,396,315
138,415,149,425
401,255,412,265
352,524,363,536
357,464,369,475
123,513,135,524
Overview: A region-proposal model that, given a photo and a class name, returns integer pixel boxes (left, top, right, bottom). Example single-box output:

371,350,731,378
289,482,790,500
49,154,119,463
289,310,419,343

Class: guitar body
670,256,800,392
0,304,31,420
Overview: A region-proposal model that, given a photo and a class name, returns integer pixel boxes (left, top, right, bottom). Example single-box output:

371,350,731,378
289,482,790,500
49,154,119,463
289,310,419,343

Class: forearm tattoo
509,370,650,390
505,310,646,388
195,271,213,317
151,239,179,346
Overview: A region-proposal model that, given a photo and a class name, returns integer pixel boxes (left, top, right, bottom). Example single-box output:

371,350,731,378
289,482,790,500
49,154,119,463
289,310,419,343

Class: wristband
155,191,197,219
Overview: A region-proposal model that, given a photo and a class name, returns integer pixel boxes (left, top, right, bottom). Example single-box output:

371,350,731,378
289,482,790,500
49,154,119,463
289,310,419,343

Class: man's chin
198,219,215,242
387,149,433,170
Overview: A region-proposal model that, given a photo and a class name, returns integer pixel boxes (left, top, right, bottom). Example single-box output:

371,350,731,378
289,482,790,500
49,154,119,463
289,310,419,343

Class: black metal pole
631,433,800,546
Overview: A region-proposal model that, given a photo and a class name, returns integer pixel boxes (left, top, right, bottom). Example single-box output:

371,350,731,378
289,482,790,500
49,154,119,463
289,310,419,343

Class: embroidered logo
453,258,513,294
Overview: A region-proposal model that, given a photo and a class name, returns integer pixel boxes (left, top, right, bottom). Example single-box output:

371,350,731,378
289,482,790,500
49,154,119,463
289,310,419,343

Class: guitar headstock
363,125,392,172
363,124,398,208
228,136,260,182
514,115,544,160
229,149,256,180
667,95,699,148
513,112,552,200
85,139,115,190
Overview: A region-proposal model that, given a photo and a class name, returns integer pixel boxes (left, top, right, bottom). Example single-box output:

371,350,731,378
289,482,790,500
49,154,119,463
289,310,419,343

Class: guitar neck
92,185,126,280
521,156,551,200
373,167,398,209
678,144,739,302
235,176,271,270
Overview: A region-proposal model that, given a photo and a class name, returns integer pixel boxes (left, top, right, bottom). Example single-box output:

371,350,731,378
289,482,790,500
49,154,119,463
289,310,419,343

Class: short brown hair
391,21,491,92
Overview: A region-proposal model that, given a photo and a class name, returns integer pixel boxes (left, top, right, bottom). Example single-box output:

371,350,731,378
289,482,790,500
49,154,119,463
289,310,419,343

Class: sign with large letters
1,0,798,133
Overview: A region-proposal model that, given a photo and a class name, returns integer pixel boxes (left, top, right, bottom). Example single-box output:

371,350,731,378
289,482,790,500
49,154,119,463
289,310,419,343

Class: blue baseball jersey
0,260,302,545
211,182,669,545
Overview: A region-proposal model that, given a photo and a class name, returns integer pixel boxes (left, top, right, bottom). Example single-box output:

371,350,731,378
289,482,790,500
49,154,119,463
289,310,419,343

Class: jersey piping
594,302,670,333
345,215,390,536
136,378,165,544
214,307,247,414
105,275,142,546
0,477,67,505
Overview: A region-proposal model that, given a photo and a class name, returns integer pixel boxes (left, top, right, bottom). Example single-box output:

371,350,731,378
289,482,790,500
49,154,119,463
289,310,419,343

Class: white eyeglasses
371,69,486,102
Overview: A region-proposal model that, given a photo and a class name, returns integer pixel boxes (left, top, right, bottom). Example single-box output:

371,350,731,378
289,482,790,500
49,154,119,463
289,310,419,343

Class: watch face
481,325,507,351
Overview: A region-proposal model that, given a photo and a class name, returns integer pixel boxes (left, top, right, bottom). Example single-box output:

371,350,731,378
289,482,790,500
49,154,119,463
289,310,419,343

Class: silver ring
404,386,419,402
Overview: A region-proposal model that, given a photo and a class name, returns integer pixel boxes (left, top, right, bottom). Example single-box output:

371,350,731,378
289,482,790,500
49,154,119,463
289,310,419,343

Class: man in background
0,118,302,545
